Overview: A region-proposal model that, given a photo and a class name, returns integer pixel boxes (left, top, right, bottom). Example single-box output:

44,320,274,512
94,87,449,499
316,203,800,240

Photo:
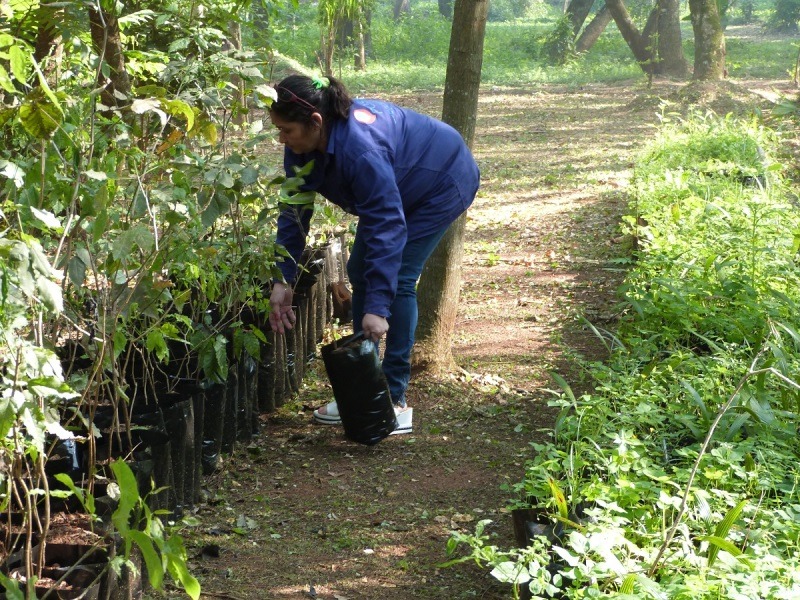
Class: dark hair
271,74,352,125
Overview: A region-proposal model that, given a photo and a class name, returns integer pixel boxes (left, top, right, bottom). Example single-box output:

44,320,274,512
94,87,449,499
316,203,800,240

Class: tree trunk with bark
394,0,410,19
604,0,657,74
88,7,131,107
438,0,453,19
413,0,488,374
657,0,691,77
34,1,60,63
575,5,612,53
689,0,726,79
567,0,596,34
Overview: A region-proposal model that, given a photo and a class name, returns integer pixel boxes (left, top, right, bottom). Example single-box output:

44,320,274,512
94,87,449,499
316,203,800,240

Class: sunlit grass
260,0,797,94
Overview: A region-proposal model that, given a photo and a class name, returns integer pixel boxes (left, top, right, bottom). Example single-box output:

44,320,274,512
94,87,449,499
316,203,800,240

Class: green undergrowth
264,0,797,94
444,112,800,599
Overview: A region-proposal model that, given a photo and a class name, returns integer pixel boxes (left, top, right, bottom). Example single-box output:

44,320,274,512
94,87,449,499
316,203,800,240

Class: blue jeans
347,227,449,408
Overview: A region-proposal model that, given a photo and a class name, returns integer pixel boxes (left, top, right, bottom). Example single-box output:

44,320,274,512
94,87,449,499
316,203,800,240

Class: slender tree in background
567,0,596,34
412,0,488,374
576,5,612,53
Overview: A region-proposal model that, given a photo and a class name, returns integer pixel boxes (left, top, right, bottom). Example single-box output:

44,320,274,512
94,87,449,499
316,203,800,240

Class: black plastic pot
162,398,197,510
239,356,259,439
257,332,277,413
201,383,226,475
221,369,239,454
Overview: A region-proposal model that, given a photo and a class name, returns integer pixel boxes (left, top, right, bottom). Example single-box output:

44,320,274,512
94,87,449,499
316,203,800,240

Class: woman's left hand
362,313,389,341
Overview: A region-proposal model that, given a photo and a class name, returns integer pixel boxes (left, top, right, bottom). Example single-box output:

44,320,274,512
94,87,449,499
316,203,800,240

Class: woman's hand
362,313,389,341
269,282,296,334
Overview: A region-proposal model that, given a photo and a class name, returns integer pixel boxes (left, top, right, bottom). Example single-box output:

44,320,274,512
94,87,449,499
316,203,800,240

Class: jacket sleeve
275,206,313,284
344,149,407,317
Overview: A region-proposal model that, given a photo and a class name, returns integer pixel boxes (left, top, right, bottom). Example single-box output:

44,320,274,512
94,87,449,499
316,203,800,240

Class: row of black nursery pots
1,245,346,599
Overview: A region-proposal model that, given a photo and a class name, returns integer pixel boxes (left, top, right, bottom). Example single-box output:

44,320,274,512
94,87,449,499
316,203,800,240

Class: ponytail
271,74,352,125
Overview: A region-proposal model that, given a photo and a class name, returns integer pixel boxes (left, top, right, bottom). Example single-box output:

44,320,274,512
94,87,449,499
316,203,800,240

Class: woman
268,74,480,435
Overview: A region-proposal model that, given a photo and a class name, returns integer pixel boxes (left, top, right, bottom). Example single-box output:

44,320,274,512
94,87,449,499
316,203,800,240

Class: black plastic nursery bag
321,332,398,445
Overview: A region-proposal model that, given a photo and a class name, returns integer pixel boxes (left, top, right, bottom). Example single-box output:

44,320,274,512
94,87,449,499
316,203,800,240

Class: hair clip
312,76,330,90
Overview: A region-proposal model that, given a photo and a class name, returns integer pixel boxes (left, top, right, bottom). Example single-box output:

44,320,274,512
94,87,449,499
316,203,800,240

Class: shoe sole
390,407,412,435
313,412,342,425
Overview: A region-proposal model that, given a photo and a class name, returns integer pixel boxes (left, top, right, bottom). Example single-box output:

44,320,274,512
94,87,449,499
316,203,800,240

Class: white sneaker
313,400,341,425
389,406,413,435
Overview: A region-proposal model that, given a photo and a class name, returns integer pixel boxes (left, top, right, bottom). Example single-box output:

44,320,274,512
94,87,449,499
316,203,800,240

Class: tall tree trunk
567,0,596,34
438,0,453,19
394,0,410,20
88,7,131,107
413,0,488,374
605,0,656,74
689,0,726,79
320,28,335,76
575,4,611,53
34,1,60,63
657,0,691,77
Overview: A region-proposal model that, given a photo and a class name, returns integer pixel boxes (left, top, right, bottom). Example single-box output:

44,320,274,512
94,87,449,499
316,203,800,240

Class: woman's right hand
269,282,296,334
362,313,389,342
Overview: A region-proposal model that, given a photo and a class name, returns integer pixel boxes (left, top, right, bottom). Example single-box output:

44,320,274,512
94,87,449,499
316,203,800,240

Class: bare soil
167,76,796,600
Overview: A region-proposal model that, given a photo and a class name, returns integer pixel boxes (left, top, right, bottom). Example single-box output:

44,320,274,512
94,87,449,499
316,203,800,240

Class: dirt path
178,78,789,600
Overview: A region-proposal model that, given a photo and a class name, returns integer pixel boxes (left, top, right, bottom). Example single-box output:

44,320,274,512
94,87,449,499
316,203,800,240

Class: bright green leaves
279,160,317,209
131,92,205,139
109,460,201,599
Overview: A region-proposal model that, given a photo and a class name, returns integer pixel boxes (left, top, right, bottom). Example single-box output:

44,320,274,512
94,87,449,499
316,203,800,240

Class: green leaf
620,573,636,594
30,207,61,230
146,330,169,362
110,459,140,536
31,56,63,116
489,561,530,585
700,534,753,568
201,191,232,228
67,255,87,287
0,63,16,94
0,572,24,600
163,535,201,599
19,89,62,138
240,166,259,186
53,473,95,515
127,530,165,590
112,225,155,261
242,331,261,360
8,44,29,84
163,98,195,131
707,498,748,567
37,276,63,312
114,329,127,359
547,478,569,520
213,334,229,381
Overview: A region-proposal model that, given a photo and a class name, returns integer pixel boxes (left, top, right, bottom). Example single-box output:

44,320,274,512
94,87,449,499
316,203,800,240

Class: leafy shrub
766,0,800,32
540,14,578,65
488,0,535,22
444,112,800,599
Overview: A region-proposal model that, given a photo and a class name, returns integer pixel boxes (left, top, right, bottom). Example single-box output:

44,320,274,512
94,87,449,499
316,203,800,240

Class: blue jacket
277,99,480,317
